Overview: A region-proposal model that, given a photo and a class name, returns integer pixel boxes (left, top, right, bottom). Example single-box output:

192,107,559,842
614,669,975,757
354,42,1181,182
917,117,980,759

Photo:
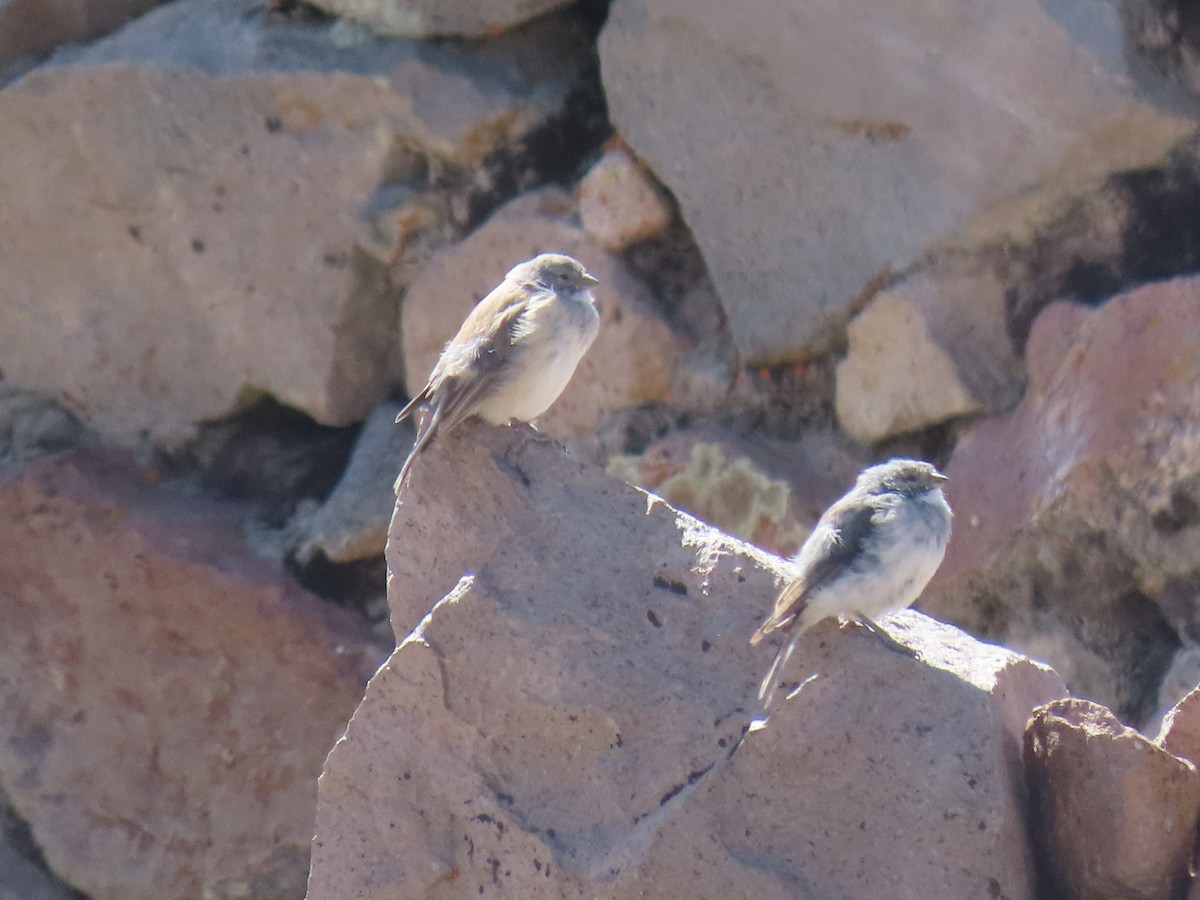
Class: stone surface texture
0,0,588,443
835,267,1024,443
577,148,675,251
310,0,572,39
599,0,1198,365
1158,683,1200,766
307,421,1067,899
401,187,688,441
0,450,387,900
921,278,1200,720
1025,698,1200,900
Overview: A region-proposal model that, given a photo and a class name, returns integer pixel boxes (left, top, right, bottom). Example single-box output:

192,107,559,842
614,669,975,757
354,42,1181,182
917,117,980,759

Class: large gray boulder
599,0,1196,365
307,421,1066,899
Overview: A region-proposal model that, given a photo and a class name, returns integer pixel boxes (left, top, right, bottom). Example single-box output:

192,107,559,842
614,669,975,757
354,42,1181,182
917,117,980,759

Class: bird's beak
932,472,949,483
582,272,600,286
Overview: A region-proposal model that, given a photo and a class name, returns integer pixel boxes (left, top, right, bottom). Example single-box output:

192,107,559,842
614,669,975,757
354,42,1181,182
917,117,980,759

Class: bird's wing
394,387,427,424
750,496,880,644
423,294,533,435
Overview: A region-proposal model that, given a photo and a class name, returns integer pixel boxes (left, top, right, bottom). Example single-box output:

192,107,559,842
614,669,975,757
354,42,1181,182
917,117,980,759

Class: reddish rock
1026,698,1200,900
308,421,1066,899
921,279,1200,719
0,451,387,900
401,187,688,441
1146,645,1200,739
1158,683,1200,766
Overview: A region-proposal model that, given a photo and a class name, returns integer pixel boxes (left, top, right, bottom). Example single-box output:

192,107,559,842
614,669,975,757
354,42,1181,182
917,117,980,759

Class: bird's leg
853,615,920,659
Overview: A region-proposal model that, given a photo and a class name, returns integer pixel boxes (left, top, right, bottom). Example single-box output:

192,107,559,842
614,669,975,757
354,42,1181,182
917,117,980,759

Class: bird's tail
757,638,796,712
393,405,441,494
394,390,425,425
754,608,821,714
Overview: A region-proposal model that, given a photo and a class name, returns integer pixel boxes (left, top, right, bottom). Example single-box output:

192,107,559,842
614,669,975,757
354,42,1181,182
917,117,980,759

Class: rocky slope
4,0,1200,897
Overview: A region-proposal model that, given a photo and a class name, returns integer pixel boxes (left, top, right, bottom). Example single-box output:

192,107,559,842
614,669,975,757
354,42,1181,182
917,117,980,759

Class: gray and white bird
394,253,600,493
750,458,953,712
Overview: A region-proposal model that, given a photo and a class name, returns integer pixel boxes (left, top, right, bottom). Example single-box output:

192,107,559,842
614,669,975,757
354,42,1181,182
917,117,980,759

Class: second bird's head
860,458,949,500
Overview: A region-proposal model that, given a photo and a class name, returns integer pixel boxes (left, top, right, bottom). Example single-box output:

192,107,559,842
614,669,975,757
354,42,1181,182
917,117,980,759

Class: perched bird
394,253,600,493
750,458,953,712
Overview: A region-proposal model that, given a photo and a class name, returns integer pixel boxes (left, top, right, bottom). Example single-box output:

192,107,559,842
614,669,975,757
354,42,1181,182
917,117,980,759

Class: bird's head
508,253,599,301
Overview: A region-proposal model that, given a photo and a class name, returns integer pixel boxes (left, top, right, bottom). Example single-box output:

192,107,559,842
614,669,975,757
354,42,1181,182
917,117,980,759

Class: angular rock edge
308,423,1068,898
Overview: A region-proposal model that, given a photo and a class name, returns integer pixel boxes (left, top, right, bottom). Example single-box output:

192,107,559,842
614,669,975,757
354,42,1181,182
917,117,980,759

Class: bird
393,253,601,493
750,458,953,713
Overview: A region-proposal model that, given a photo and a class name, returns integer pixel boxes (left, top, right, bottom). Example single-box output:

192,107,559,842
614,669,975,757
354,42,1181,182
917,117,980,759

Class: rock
400,187,688,441
1025,698,1200,900
310,0,571,39
306,420,1066,899
0,450,388,900
599,0,1197,366
0,0,590,443
577,149,675,252
290,401,414,566
1158,682,1200,765
835,268,1024,443
1146,644,1200,738
921,278,1200,720
0,0,161,74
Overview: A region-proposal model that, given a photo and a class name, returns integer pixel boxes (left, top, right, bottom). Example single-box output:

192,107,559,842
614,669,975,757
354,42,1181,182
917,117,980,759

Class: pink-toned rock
0,0,588,443
0,0,161,71
1158,683,1200,765
307,421,1066,899
1025,698,1200,900
920,278,1200,719
835,267,1024,443
0,450,387,900
578,149,675,251
310,0,572,38
401,187,688,440
599,0,1194,366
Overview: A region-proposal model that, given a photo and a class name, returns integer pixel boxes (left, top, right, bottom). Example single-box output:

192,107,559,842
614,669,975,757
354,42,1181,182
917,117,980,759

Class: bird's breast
475,299,598,424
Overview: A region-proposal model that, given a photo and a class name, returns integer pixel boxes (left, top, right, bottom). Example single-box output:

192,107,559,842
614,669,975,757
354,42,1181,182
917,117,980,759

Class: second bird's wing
750,496,880,644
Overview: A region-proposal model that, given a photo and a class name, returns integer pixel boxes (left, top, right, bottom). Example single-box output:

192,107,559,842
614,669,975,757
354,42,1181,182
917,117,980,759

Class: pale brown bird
394,253,600,493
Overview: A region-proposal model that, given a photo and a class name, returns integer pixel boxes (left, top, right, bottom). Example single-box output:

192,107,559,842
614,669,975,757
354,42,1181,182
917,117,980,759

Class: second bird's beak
932,472,950,483
582,272,600,286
